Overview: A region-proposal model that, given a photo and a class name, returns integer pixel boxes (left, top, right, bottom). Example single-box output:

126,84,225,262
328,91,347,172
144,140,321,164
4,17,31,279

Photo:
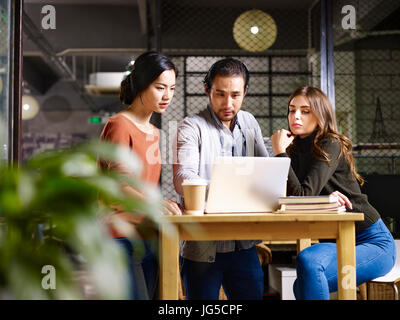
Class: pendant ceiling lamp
233,9,277,52
22,95,40,120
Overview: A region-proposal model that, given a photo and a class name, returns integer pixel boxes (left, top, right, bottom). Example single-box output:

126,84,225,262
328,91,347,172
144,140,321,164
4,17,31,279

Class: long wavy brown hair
286,86,364,185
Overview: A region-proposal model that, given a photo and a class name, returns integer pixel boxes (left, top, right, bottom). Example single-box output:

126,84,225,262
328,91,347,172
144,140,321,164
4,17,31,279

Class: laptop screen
205,157,291,214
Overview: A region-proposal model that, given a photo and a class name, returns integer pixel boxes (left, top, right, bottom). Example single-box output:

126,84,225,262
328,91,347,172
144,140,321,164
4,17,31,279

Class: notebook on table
204,157,291,214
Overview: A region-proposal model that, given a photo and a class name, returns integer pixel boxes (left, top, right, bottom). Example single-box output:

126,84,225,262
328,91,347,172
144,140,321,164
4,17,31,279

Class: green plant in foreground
0,140,166,299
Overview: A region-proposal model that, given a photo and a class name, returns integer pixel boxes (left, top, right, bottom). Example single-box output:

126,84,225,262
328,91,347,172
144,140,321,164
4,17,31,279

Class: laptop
204,157,291,214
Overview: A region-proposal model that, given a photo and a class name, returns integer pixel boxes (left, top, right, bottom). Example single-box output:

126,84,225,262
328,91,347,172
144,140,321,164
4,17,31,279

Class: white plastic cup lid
182,179,208,186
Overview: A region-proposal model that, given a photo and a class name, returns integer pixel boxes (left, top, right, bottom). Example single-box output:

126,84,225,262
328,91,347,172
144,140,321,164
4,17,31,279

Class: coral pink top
99,113,161,238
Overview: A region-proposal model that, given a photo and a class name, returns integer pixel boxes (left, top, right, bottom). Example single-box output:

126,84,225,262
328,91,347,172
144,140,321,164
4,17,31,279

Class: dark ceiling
374,6,400,31
22,0,400,110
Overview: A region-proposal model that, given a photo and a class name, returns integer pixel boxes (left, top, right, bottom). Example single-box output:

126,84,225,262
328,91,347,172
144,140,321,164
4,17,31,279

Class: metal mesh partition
158,0,400,235
16,1,399,235
161,1,310,54
330,0,400,236
332,0,400,176
161,55,314,201
160,1,315,200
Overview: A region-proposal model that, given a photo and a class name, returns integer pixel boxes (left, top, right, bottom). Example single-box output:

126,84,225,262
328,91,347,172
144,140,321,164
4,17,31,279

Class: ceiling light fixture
233,9,277,52
22,95,40,120
250,26,259,35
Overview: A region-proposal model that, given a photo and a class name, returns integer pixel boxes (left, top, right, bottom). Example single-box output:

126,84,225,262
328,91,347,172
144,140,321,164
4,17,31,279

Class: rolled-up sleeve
254,121,269,157
173,118,202,196
246,114,269,157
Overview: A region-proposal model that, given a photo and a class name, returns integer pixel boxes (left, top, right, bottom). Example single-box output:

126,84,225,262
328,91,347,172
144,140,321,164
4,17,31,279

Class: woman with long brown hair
271,85,395,300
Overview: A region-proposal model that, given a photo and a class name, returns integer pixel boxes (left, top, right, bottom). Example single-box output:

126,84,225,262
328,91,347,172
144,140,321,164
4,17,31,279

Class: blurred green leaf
0,139,170,299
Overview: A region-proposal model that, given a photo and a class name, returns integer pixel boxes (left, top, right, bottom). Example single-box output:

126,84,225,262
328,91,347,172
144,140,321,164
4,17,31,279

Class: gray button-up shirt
173,105,269,263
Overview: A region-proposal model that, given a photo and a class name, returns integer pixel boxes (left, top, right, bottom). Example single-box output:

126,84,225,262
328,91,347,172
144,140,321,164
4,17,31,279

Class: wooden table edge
162,212,365,223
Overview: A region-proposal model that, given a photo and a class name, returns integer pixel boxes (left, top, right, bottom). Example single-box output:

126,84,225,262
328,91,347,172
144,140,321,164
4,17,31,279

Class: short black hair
203,57,249,93
120,51,178,105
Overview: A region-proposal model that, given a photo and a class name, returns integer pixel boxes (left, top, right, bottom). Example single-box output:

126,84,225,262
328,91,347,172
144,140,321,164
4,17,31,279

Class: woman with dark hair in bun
99,51,181,299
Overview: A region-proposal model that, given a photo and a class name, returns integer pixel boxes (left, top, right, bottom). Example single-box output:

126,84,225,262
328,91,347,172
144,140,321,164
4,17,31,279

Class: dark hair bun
119,51,177,106
119,74,134,105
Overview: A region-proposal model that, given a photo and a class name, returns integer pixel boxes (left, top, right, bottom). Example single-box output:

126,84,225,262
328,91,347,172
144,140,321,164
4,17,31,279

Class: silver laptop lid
205,157,291,213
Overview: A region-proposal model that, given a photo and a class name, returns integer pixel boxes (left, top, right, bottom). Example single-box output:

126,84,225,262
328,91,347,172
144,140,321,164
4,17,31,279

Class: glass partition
0,0,12,164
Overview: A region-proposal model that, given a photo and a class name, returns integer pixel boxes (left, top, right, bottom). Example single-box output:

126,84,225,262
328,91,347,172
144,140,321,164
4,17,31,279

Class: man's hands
163,199,183,215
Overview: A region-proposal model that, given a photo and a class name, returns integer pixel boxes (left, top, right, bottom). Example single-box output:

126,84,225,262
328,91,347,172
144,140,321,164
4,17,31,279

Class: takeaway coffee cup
182,179,208,215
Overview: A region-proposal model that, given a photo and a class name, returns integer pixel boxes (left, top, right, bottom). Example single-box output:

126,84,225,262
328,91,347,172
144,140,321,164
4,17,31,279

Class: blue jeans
114,238,159,300
293,218,396,300
180,246,264,300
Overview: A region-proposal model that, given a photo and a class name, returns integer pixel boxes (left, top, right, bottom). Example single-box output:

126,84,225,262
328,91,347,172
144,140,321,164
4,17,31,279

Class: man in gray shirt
173,58,268,300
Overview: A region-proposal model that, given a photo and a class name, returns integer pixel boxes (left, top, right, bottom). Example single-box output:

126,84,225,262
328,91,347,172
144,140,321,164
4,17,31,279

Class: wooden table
159,212,364,300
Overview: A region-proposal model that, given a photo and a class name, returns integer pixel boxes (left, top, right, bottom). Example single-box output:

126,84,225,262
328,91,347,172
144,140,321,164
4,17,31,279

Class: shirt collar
207,104,239,131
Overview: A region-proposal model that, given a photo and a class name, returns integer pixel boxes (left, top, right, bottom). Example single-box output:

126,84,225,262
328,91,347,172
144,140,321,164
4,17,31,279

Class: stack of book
277,194,346,213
